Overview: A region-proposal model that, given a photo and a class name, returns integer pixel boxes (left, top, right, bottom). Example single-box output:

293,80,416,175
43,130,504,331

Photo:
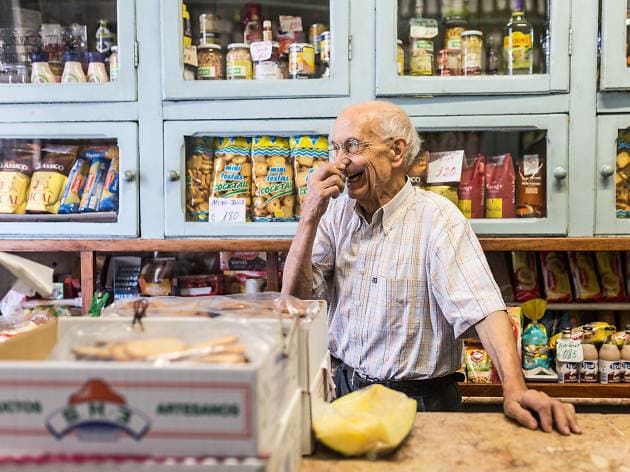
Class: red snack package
511,251,541,302
485,153,515,218
458,153,485,218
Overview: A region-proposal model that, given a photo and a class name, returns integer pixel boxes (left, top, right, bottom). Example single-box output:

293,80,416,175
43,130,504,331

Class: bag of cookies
511,251,541,302
0,142,40,214
594,251,626,302
25,144,78,214
568,252,603,302
212,137,252,221
291,135,329,219
251,135,294,222
539,252,572,302
185,136,214,222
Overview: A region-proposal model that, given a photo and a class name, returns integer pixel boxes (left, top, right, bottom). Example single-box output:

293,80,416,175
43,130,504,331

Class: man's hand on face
301,159,349,222
503,389,581,435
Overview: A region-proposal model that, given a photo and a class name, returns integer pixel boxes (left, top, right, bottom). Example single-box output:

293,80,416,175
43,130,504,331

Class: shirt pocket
373,277,424,333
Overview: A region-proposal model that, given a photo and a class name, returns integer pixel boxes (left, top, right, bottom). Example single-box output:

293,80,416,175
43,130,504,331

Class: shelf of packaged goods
460,382,630,399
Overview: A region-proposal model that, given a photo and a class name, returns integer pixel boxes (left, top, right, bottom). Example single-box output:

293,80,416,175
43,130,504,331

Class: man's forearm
281,219,318,299
475,310,527,398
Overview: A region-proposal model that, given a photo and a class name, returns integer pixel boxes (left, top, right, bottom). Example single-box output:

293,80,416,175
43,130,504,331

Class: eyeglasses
327,138,374,160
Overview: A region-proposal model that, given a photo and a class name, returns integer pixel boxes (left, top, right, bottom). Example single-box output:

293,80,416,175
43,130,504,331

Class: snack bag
291,134,328,219
485,153,515,218
98,155,120,212
251,136,294,222
25,144,78,214
594,251,626,302
0,143,40,214
212,137,252,221
511,251,541,302
521,298,550,370
407,150,429,188
458,154,485,218
58,157,90,214
465,344,493,384
567,252,603,302
539,251,572,303
185,136,213,222
78,156,110,212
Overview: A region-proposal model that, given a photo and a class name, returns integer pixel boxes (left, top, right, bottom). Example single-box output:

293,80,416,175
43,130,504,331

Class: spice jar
461,30,483,75
396,39,405,76
226,43,252,79
437,48,461,76
196,43,224,80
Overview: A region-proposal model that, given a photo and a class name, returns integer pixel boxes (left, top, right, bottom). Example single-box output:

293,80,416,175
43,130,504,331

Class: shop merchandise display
397,0,548,76
182,2,331,81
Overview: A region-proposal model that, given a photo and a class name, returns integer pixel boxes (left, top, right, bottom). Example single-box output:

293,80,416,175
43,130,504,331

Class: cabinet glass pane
0,137,119,222
183,133,328,223
415,129,547,219
182,1,330,82
397,0,549,77
0,0,118,84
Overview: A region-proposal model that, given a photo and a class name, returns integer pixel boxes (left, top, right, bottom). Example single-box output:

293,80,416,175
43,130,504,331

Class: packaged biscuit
539,251,572,303
594,251,626,302
25,144,78,214
290,135,329,219
78,144,119,161
465,344,493,384
185,136,213,222
78,156,110,212
212,137,252,221
568,252,603,302
251,135,294,222
58,157,90,214
98,156,119,212
511,251,541,302
0,143,40,214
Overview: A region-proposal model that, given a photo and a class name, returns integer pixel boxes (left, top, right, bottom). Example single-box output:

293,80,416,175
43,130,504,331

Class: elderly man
282,101,580,434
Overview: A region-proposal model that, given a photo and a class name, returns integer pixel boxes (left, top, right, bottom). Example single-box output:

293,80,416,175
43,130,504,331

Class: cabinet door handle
553,166,568,180
167,170,180,181
599,165,614,178
122,170,136,182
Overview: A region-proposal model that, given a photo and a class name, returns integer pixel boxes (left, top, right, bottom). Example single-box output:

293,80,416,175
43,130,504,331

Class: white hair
374,104,422,169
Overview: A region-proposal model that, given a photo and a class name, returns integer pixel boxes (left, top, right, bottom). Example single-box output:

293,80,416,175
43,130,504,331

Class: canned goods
289,43,315,78
320,31,331,64
309,23,326,52
437,48,461,76
226,43,252,79
461,30,483,75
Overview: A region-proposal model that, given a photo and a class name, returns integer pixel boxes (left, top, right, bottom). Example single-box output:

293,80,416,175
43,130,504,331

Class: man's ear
390,137,407,168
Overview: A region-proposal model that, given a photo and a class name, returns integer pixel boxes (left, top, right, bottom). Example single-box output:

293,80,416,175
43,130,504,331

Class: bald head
336,101,421,169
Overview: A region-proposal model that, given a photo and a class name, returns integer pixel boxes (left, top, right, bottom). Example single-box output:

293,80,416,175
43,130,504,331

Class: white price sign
279,15,302,32
208,198,246,224
555,339,583,363
427,150,464,184
250,41,272,61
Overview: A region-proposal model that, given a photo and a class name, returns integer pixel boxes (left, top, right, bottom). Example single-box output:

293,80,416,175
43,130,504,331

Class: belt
350,367,464,397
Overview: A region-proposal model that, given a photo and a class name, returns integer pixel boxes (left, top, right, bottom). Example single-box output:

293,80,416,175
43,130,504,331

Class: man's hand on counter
503,389,582,435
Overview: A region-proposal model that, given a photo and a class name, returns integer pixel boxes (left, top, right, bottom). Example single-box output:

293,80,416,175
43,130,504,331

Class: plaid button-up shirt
312,180,506,380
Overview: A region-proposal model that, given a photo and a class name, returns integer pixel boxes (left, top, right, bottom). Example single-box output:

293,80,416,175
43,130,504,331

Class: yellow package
290,135,329,219
0,162,32,214
212,137,252,221
312,384,416,457
25,145,78,214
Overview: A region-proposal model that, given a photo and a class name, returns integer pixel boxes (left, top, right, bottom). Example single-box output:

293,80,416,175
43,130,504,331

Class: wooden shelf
479,237,630,251
460,382,630,398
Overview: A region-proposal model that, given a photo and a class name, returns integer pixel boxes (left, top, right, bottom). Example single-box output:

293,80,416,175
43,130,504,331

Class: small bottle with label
621,324,630,383
556,326,578,383
61,51,87,83
599,327,621,384
579,325,598,383
87,52,109,83
30,51,57,83
109,45,119,82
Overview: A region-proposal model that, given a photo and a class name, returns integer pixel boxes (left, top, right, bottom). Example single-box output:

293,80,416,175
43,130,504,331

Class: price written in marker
427,150,464,184
208,198,246,224
556,339,583,363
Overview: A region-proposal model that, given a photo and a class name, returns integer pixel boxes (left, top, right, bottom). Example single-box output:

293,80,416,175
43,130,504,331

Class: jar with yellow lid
196,43,223,80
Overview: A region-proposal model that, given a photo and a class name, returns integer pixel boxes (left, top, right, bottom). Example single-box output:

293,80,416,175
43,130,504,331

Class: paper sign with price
279,15,302,32
556,339,583,362
208,198,246,224
427,150,465,184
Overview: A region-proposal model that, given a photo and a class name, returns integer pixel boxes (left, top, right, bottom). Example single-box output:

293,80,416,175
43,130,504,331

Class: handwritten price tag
556,339,583,362
250,41,272,61
427,150,464,184
208,198,246,224
279,15,303,32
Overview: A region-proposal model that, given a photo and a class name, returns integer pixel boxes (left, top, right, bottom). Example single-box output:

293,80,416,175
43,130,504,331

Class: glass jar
199,13,221,45
226,43,252,79
461,30,483,75
242,3,263,45
444,17,467,50
196,43,224,80
396,39,405,76
437,48,462,76
253,41,282,80
109,45,119,81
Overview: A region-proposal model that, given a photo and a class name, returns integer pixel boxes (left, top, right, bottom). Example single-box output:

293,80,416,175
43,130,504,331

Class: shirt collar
352,178,413,229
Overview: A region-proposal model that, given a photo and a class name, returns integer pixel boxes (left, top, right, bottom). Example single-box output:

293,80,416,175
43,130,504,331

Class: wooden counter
301,413,630,471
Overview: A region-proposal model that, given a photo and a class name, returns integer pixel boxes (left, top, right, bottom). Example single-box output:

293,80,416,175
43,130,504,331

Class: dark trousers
333,360,463,412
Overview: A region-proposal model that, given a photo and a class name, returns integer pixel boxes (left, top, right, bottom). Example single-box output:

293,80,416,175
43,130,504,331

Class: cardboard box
300,354,333,455
295,300,329,391
0,317,298,458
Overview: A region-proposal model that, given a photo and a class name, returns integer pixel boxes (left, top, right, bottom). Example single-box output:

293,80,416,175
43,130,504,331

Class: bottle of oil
503,0,533,75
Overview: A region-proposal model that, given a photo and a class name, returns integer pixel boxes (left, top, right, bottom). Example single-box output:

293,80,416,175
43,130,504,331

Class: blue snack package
98,156,119,212
78,157,109,213
58,157,90,214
